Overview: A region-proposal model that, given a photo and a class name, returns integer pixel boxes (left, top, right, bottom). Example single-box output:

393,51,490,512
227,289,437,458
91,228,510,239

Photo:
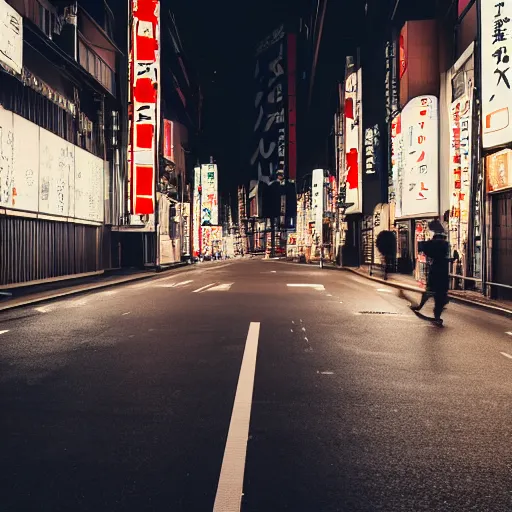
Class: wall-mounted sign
399,95,439,218
343,66,363,214
486,149,512,193
251,28,286,183
390,114,404,218
384,40,399,122
481,0,512,149
129,0,160,216
163,119,174,162
0,0,22,75
0,107,104,223
365,124,380,175
312,169,324,247
200,163,218,225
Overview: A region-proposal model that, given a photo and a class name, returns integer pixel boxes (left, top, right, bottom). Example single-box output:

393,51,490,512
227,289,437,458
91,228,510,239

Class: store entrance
492,191,512,300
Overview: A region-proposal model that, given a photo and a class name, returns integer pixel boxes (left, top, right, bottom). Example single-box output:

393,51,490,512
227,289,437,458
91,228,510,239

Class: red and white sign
481,0,512,149
129,0,160,215
400,95,439,218
343,67,362,214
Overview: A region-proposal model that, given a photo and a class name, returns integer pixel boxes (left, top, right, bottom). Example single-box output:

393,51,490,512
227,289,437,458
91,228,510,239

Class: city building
0,0,122,287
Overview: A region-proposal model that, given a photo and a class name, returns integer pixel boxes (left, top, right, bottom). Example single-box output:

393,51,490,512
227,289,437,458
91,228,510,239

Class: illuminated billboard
312,169,324,247
389,113,404,219
0,106,104,223
399,96,439,218
0,0,22,75
129,0,160,215
343,67,362,214
200,164,218,225
480,0,512,149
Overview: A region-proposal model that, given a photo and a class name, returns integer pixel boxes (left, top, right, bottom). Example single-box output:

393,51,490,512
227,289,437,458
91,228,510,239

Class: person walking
411,230,450,326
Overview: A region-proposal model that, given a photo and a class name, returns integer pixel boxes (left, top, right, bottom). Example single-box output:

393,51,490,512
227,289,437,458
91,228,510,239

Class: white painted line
500,352,512,360
506,332,512,336
320,371,334,375
213,322,260,512
287,284,325,291
122,312,131,316
207,283,233,292
271,271,277,273
157,284,176,288
0,330,9,335
376,288,393,293
173,280,193,287
339,301,343,304
192,283,217,293
326,294,333,297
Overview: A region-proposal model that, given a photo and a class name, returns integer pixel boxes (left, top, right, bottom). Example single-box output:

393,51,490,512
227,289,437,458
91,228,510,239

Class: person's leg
433,291,448,321
411,292,430,311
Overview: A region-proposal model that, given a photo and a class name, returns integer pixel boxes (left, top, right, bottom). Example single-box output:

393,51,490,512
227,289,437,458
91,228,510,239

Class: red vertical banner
129,0,160,216
287,34,297,181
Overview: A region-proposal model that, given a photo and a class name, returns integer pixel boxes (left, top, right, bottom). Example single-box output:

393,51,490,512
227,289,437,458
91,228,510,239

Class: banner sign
481,0,512,148
129,0,160,215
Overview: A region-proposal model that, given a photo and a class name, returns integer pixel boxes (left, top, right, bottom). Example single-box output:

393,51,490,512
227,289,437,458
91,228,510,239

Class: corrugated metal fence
0,216,102,286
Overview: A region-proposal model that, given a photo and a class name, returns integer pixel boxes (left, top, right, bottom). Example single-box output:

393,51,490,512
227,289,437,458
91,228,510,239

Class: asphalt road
1,259,511,512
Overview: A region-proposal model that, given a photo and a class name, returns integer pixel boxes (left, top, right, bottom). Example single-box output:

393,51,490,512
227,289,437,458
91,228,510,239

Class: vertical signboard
343,67,362,214
384,40,399,123
251,26,286,183
312,169,324,248
200,163,218,226
481,0,512,149
287,33,297,181
449,72,472,257
0,0,22,75
390,114,404,219
163,119,173,161
400,95,439,218
129,0,160,215
193,166,201,255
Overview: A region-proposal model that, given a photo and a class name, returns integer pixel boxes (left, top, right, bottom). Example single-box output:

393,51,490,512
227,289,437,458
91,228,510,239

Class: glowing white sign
481,0,512,148
0,0,22,74
399,96,439,218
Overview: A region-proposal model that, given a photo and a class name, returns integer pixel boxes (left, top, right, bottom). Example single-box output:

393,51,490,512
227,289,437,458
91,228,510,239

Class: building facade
0,0,121,287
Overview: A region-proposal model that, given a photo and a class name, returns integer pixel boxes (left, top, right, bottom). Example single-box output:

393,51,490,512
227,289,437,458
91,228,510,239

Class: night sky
170,0,363,199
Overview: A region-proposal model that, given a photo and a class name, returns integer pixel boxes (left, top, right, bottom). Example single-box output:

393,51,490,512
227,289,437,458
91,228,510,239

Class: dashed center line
500,352,512,360
0,330,9,335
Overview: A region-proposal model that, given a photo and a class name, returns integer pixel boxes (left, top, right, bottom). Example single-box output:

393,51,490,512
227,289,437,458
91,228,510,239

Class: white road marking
0,330,9,335
287,284,325,291
192,283,218,293
122,312,131,316
506,332,512,336
213,322,260,512
326,294,333,297
207,283,233,292
157,283,176,288
271,271,277,273
376,288,393,293
319,371,334,375
500,352,512,360
173,280,193,287
339,301,344,304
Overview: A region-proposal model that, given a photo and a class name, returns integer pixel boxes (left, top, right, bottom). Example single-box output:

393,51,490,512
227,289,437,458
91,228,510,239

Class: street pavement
1,259,511,512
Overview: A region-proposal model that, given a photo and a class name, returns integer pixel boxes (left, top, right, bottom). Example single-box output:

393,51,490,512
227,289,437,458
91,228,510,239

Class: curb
345,267,512,319
0,262,194,313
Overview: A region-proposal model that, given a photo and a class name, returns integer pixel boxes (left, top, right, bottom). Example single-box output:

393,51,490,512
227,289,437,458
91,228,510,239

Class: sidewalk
0,262,192,313
347,265,512,318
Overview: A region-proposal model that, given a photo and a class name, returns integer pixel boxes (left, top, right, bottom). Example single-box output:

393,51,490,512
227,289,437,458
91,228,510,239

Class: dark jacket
419,237,450,293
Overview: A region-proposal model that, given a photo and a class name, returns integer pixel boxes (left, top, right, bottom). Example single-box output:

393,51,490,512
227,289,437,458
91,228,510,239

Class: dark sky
170,0,363,198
